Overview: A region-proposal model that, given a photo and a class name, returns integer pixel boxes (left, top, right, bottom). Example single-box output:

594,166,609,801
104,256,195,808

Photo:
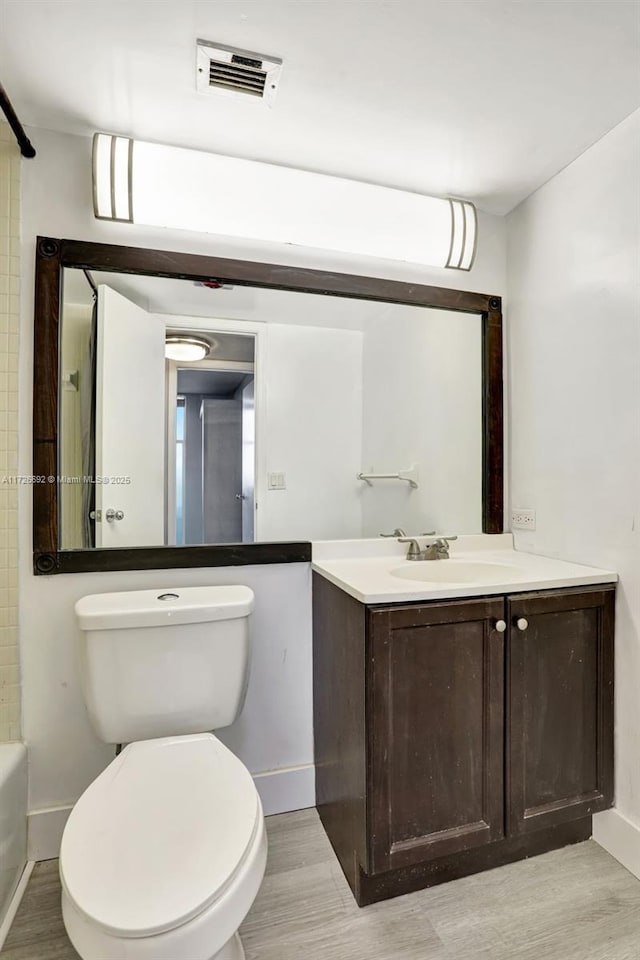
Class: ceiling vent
196,40,282,106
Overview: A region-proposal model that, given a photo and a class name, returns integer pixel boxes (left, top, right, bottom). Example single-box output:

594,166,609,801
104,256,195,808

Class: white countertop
311,534,617,604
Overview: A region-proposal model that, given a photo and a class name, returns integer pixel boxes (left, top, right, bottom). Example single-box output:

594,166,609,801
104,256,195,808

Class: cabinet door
367,598,505,874
506,587,615,836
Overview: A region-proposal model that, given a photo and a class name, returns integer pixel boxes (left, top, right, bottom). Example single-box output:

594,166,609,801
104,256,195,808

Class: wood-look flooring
4,808,640,959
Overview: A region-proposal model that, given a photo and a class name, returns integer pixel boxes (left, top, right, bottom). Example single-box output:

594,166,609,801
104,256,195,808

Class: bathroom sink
390,560,519,584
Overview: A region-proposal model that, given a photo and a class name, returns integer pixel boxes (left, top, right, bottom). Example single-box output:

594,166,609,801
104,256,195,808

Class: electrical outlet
511,508,536,531
268,472,286,490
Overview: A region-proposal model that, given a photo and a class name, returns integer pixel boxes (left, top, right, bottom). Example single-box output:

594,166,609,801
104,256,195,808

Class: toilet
59,586,267,960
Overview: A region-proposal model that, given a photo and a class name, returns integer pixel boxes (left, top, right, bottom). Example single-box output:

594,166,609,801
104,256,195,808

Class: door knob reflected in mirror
495,620,507,633
235,494,247,501
516,618,529,631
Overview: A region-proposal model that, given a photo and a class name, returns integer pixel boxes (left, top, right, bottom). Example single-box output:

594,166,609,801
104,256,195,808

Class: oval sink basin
390,560,519,585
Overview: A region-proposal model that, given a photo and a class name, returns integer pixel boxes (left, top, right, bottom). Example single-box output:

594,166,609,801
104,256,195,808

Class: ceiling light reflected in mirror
165,335,211,362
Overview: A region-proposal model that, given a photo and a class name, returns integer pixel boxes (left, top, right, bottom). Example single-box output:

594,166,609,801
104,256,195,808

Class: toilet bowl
60,733,267,960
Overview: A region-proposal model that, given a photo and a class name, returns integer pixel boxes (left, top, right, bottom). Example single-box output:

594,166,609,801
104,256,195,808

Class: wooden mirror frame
32,236,503,575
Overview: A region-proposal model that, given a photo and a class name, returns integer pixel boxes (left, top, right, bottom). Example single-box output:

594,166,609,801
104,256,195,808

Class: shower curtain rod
0,81,36,158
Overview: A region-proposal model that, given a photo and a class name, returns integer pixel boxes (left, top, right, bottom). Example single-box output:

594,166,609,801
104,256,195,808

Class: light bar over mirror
92,133,478,271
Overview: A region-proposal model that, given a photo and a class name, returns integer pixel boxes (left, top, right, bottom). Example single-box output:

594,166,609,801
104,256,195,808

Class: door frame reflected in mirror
164,324,259,548
33,236,503,575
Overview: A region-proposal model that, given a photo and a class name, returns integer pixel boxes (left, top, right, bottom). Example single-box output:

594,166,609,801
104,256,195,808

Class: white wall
18,127,507,846
260,323,364,541
361,305,482,537
507,110,640,870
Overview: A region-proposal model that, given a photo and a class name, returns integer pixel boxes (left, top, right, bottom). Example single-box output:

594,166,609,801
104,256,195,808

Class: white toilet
59,585,266,960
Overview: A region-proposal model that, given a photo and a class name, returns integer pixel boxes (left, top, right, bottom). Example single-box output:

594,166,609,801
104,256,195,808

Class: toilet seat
60,733,260,940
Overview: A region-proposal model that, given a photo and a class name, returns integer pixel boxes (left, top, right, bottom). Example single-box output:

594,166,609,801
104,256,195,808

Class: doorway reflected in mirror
171,351,255,546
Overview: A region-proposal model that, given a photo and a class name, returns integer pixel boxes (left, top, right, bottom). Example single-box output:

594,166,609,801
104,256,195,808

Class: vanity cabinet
506,589,614,836
367,597,505,874
312,575,615,906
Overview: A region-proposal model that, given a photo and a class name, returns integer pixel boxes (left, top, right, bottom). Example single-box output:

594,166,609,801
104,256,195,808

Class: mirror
59,268,483,550
33,238,503,573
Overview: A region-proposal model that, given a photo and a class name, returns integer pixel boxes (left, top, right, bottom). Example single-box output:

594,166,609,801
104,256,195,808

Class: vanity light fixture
165,336,211,362
92,133,478,271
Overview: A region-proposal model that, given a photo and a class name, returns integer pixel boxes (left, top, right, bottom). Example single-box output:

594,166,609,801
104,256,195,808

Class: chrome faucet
398,535,458,561
422,537,456,560
380,528,407,538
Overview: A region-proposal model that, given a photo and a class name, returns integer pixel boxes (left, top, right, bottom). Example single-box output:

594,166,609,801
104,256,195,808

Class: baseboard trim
253,763,316,817
0,860,34,951
27,805,73,862
593,808,640,880
27,764,316,861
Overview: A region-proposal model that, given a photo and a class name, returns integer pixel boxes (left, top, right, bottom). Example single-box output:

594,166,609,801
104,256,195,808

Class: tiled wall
0,123,20,741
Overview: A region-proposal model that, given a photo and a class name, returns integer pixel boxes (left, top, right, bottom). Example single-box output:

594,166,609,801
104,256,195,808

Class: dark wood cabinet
367,598,505,873
313,576,615,906
506,588,615,835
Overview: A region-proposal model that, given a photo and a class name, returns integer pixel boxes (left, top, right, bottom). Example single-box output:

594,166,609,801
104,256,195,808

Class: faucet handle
397,537,423,560
380,528,406,538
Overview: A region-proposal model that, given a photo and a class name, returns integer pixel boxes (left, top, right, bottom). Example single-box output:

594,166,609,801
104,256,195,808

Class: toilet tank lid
75,585,255,631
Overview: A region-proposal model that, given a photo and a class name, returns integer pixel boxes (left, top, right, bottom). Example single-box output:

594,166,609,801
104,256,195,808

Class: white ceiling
2,0,639,214
63,267,446,329
64,268,478,336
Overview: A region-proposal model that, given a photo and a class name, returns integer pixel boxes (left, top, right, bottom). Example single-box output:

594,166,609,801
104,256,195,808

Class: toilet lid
59,734,260,939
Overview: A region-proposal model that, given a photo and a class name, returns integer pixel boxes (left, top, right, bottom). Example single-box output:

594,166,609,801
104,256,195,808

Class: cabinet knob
495,619,507,633
516,618,529,631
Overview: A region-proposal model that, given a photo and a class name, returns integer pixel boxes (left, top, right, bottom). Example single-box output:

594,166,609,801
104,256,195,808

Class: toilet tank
74,586,254,744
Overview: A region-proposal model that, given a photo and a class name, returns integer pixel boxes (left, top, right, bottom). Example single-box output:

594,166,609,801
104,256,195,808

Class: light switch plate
268,472,286,490
511,508,536,531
